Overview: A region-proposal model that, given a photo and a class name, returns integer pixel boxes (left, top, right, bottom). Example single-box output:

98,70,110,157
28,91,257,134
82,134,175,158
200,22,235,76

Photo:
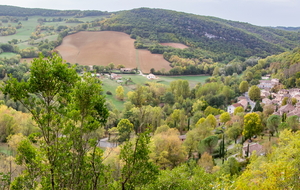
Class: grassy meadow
101,74,209,110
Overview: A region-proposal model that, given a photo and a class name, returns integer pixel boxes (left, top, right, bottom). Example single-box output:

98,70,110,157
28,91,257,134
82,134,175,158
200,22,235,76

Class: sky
0,0,299,27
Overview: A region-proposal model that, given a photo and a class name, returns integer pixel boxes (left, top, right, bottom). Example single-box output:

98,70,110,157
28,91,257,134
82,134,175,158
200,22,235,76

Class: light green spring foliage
234,130,300,190
4,54,111,189
243,112,262,140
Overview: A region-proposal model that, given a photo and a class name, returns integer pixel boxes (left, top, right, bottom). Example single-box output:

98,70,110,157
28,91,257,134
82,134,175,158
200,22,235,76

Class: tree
248,85,261,101
198,152,214,173
198,135,218,155
267,115,281,136
117,119,133,143
150,128,186,169
234,106,244,115
243,113,262,140
253,101,263,112
226,123,243,143
119,131,159,190
234,130,300,189
281,97,288,106
108,62,115,70
3,54,110,189
286,115,299,132
117,64,125,69
116,86,125,101
206,114,217,129
220,112,231,125
163,92,175,105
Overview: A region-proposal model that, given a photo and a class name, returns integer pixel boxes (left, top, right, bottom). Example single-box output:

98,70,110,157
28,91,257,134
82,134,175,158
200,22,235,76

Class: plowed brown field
56,31,171,73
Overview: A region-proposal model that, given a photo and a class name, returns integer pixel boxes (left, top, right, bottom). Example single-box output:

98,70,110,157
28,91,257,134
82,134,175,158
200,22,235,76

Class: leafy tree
281,97,288,106
146,162,215,190
286,115,299,132
206,114,217,129
243,113,262,140
198,152,214,173
3,54,110,189
234,130,300,189
108,62,115,70
192,100,208,113
221,157,240,176
163,91,175,105
226,122,243,143
119,131,159,190
234,106,244,115
220,112,231,125
116,86,125,101
198,135,218,155
117,119,133,143
150,128,186,169
267,115,281,136
248,85,261,101
252,101,263,112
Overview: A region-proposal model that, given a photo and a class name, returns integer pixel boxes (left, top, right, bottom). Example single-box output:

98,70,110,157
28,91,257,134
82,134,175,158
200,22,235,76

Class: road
244,92,256,112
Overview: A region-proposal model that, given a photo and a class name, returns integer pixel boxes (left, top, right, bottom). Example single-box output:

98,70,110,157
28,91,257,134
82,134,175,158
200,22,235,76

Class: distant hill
0,5,108,17
270,26,300,32
101,8,300,59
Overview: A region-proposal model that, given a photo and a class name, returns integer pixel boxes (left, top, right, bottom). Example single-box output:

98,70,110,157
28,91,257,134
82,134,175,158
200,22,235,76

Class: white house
147,74,156,79
227,103,243,114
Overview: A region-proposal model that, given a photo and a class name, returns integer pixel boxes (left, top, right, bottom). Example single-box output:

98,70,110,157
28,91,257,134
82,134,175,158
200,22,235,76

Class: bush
106,91,112,95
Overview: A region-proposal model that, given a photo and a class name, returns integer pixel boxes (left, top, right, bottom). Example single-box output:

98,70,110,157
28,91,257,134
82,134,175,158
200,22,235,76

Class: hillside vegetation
0,5,108,17
101,8,300,60
245,47,300,87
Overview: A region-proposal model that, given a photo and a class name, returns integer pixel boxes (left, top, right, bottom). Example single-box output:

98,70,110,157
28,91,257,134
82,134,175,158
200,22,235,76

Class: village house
110,73,122,80
227,103,243,114
147,73,156,79
262,98,272,105
243,143,264,157
287,107,300,118
274,103,295,116
257,78,280,91
120,68,133,72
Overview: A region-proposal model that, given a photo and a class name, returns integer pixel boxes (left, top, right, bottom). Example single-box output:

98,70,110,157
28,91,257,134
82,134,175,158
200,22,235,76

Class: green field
158,75,209,88
101,74,209,110
0,52,18,58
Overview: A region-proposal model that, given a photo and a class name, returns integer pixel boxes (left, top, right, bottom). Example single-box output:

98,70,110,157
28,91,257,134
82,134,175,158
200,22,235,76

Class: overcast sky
1,0,299,27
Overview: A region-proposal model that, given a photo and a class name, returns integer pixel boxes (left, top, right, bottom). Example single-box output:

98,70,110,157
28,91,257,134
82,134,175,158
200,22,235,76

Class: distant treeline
0,5,109,17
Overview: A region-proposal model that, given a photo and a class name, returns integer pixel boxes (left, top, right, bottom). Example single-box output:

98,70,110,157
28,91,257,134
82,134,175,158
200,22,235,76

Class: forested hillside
244,47,300,87
101,8,300,59
0,5,108,17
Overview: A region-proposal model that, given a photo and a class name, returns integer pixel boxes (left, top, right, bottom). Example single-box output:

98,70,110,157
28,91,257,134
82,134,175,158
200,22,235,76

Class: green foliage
3,53,110,189
117,119,133,143
243,113,262,140
102,8,298,60
145,162,216,190
267,115,281,136
0,5,108,17
248,85,261,101
119,131,159,189
239,81,249,93
220,112,231,124
234,130,300,189
252,101,263,112
198,135,218,154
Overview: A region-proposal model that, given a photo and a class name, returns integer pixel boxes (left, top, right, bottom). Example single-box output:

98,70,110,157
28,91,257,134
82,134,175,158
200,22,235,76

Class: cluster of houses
225,76,300,157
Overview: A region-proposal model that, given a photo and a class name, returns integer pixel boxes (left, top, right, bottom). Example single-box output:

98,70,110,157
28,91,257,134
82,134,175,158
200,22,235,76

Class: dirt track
160,43,188,49
56,31,172,73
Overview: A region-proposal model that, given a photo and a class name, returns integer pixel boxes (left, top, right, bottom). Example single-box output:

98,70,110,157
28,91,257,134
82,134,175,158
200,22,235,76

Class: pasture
0,52,18,58
100,73,209,110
